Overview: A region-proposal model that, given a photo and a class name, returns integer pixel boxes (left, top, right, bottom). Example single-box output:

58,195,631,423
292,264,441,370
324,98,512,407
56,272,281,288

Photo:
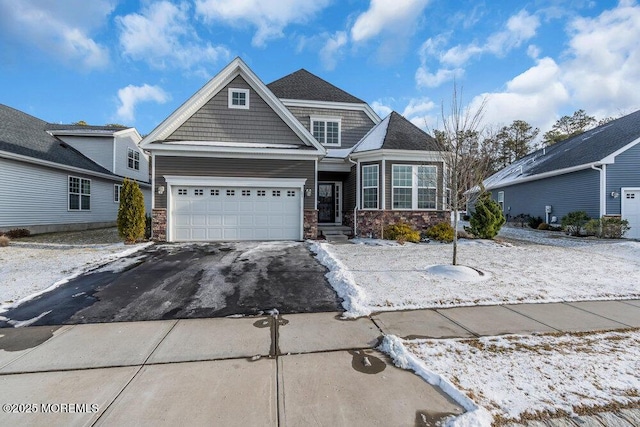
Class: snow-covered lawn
311,232,640,318
0,242,152,310
381,331,640,425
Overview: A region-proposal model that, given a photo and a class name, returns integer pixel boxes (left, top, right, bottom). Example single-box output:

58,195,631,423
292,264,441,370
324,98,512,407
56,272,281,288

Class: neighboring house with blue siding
0,104,151,234
480,109,640,239
141,57,448,242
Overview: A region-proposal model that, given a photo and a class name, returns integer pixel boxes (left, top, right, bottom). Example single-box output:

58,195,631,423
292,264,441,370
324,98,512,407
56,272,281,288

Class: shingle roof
352,111,439,153
267,69,365,104
0,104,116,175
484,109,640,189
46,123,128,134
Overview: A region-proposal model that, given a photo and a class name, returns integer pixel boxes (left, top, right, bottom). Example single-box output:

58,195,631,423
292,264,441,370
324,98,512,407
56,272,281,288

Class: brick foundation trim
152,208,167,242
354,210,450,239
304,209,318,240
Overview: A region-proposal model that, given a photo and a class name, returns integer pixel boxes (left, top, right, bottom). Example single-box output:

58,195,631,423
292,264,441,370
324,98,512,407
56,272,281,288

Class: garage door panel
171,185,302,242
623,190,640,239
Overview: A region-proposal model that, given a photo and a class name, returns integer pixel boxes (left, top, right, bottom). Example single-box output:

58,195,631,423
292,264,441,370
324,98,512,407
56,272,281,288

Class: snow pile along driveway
0,242,152,309
312,239,640,317
380,331,640,425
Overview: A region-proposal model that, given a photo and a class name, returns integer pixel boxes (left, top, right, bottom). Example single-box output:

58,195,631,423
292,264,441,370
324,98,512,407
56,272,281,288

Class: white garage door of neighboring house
167,177,305,242
622,188,640,239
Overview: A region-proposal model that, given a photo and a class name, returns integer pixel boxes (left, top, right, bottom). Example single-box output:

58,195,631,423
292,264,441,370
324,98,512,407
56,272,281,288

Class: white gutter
591,164,606,217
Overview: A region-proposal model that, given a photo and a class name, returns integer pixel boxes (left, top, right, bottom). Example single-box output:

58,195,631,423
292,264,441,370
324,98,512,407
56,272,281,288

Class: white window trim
391,164,438,211
68,175,91,211
361,164,379,210
228,88,250,109
114,184,122,203
310,116,341,147
127,148,140,171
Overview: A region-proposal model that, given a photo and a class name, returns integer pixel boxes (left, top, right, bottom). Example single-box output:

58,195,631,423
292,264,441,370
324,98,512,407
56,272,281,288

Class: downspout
591,164,606,218
347,155,358,237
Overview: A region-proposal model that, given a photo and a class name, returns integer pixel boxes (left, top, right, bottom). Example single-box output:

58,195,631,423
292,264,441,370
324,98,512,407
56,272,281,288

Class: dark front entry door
318,183,335,223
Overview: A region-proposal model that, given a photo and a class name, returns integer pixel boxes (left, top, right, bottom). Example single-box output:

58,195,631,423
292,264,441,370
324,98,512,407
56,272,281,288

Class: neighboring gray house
141,57,448,242
0,104,151,234
481,109,640,239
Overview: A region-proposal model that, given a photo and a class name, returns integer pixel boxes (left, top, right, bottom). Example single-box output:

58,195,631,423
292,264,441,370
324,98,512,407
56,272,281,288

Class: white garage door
170,185,302,241
622,189,640,239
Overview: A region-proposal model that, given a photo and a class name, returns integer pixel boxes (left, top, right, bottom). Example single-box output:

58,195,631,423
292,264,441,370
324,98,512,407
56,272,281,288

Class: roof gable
267,69,365,104
141,58,325,154
0,104,115,176
352,111,439,153
484,109,640,189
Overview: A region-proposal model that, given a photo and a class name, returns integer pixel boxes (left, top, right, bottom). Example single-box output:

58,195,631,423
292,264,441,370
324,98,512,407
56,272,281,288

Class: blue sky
1,0,638,137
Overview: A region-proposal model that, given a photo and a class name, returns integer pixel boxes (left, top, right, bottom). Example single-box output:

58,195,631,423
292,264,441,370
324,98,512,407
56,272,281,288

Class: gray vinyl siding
606,142,640,215
344,166,356,211
285,106,375,149
57,135,114,171
168,75,303,145
154,156,316,209
490,168,600,221
114,134,150,183
0,158,142,229
384,161,444,210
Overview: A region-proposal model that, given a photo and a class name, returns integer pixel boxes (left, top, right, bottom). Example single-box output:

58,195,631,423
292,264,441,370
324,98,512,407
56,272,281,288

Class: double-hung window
362,164,379,209
114,184,122,203
69,176,91,211
392,165,437,210
311,117,341,146
228,88,249,109
497,191,505,211
127,148,140,170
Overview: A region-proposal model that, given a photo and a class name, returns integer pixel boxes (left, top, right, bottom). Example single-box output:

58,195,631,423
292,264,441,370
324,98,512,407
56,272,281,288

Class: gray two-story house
142,57,448,242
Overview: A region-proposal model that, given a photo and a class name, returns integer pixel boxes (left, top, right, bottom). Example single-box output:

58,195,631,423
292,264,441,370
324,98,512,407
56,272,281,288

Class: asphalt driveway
0,242,342,328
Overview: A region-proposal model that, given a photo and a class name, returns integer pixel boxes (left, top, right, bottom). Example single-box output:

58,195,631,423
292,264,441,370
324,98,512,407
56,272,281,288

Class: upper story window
228,88,250,109
392,165,437,210
69,176,91,211
128,148,140,170
311,117,341,146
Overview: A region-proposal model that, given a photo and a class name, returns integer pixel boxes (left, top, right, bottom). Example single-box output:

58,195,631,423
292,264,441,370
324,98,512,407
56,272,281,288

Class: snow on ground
0,242,152,310
313,229,640,317
380,331,640,425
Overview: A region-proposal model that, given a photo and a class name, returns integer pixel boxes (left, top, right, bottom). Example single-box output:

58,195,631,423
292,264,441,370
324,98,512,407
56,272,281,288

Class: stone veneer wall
152,208,167,241
353,210,449,239
304,209,318,239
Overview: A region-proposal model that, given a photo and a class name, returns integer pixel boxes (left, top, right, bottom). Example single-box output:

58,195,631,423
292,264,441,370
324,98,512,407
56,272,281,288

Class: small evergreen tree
561,211,590,237
468,192,506,239
117,178,146,243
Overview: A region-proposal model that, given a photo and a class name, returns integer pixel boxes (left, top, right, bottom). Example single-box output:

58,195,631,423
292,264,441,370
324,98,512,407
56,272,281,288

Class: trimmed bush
0,235,9,247
537,223,550,230
5,229,30,238
117,178,146,244
383,223,420,244
561,211,590,236
426,222,455,243
584,217,630,239
467,192,506,239
528,216,544,229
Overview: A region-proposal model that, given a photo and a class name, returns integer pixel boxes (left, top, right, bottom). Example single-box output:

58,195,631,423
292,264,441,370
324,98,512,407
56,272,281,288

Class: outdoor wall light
610,191,620,199
305,188,312,197
158,185,165,195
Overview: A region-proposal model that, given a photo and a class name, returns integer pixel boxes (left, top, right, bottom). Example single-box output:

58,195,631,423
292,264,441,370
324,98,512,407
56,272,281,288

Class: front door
318,183,335,223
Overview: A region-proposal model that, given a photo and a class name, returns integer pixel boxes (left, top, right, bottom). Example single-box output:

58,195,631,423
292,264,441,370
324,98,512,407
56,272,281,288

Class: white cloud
195,0,331,47
440,10,540,67
351,0,430,42
371,101,393,118
116,84,170,123
561,0,640,115
416,67,464,88
403,98,437,130
319,31,348,71
117,1,229,73
0,0,112,69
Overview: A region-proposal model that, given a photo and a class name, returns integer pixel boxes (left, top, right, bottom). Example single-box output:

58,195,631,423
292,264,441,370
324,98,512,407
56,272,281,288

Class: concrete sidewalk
0,300,638,426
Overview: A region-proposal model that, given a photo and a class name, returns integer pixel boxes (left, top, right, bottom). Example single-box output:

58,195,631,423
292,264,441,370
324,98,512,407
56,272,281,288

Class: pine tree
468,192,506,239
117,178,146,244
